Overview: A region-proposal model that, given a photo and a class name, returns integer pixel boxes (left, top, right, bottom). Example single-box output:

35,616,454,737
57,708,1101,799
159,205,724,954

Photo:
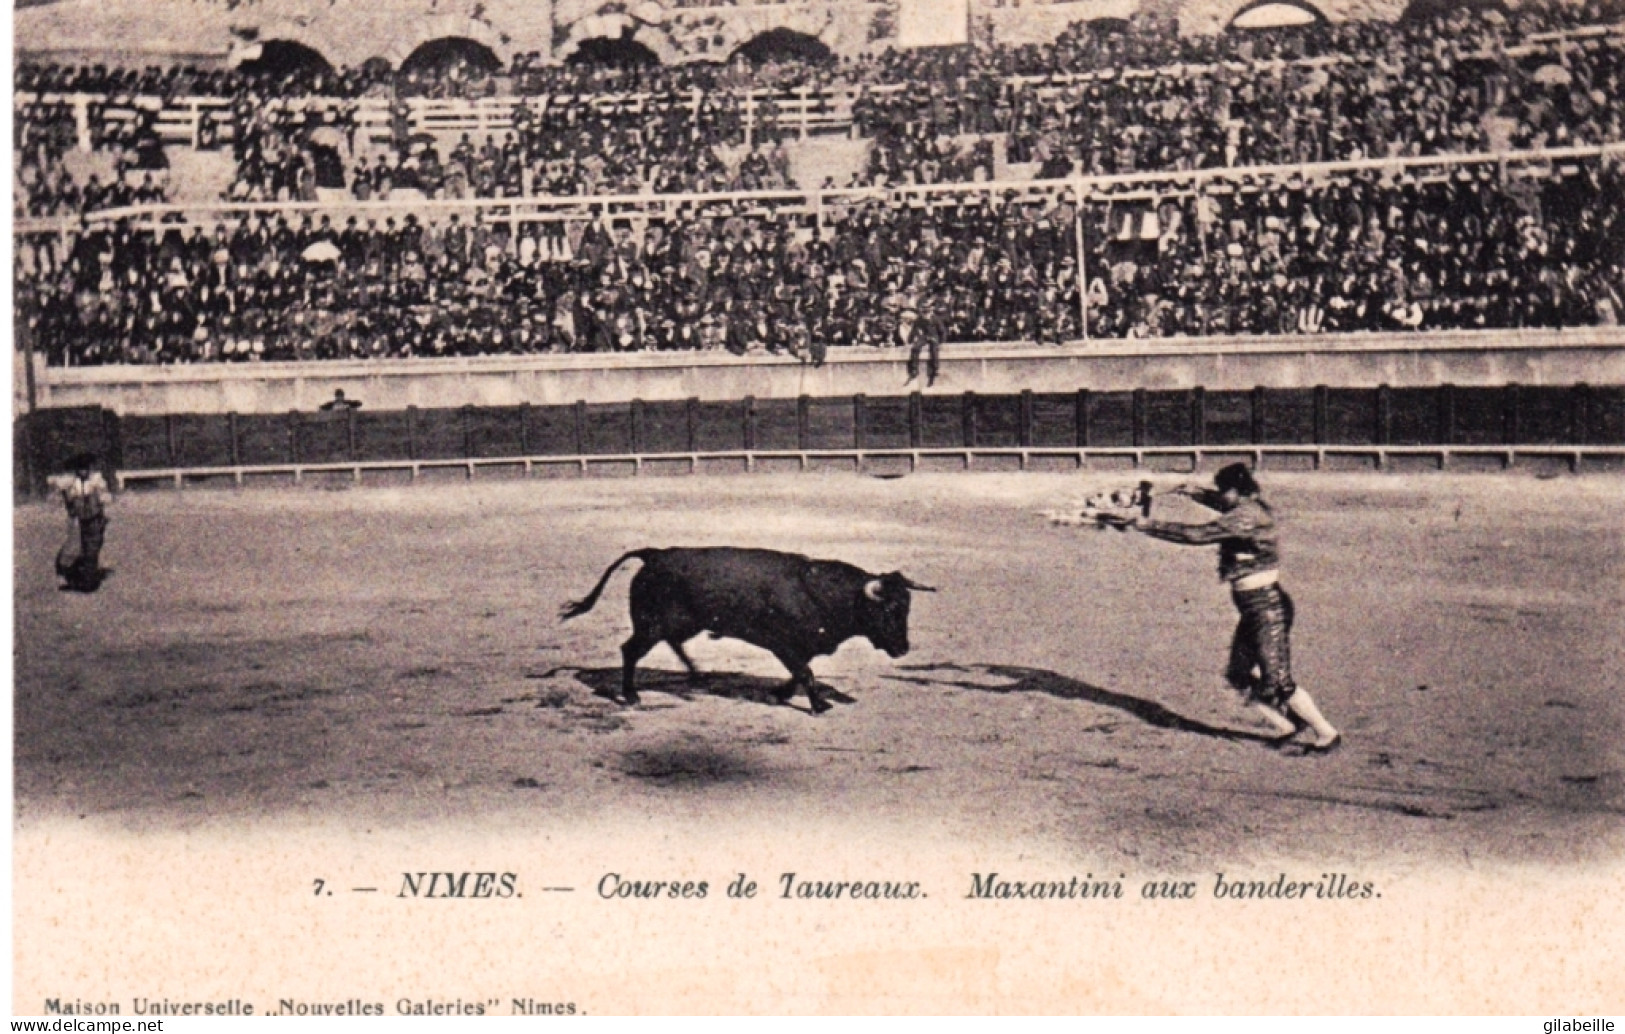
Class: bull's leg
767,656,802,705
769,651,828,715
803,672,833,715
619,632,660,705
667,639,701,680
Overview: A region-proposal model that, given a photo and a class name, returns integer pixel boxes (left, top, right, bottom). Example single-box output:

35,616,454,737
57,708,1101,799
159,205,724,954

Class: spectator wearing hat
319,388,362,412
898,302,943,388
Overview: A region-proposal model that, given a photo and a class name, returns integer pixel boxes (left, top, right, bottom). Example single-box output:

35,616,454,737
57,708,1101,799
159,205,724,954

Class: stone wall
16,0,1483,67
15,0,551,68
551,1,890,63
1174,0,1404,35
35,332,1625,416
977,0,1142,48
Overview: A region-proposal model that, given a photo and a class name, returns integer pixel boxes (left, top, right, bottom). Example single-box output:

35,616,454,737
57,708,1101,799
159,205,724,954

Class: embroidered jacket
1139,494,1281,584
50,473,111,521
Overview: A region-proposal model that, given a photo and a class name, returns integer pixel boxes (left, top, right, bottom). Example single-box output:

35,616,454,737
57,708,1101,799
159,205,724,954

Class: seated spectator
319,388,362,411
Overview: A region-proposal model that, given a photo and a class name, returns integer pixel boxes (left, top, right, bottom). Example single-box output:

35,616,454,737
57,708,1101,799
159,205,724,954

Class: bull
560,547,935,714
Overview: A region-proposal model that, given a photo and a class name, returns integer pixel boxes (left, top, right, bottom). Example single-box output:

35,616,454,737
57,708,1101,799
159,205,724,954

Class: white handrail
35,142,1616,235
111,442,1625,490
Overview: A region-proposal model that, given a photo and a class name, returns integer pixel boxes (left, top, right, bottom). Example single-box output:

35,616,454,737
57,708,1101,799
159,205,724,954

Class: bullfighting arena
12,469,1625,1012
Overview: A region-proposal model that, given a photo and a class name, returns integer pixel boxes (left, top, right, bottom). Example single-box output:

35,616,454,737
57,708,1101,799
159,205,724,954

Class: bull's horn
902,578,937,592
864,579,884,601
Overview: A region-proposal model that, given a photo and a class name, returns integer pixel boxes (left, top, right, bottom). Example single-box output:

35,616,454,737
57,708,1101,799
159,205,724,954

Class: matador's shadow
540,666,857,716
887,662,1278,744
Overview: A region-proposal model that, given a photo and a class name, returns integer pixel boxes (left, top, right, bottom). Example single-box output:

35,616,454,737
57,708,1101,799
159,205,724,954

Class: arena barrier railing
40,381,1615,493
48,141,1625,236
109,444,1625,490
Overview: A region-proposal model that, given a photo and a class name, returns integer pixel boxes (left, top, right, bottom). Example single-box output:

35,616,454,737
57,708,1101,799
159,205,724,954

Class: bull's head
861,572,935,658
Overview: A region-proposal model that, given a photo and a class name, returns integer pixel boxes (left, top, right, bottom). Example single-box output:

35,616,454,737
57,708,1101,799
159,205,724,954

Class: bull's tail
559,549,658,621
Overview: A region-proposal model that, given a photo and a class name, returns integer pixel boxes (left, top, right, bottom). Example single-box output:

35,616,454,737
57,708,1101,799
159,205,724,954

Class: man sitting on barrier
899,303,943,389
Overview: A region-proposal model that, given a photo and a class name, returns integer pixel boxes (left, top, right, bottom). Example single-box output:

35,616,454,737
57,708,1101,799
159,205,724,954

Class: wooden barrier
78,382,1625,490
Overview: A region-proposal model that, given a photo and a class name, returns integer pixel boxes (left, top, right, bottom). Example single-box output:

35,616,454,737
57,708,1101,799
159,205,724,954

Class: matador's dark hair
1214,462,1260,497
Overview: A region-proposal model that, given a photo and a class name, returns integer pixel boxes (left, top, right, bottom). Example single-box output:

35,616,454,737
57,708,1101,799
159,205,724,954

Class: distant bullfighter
560,547,935,714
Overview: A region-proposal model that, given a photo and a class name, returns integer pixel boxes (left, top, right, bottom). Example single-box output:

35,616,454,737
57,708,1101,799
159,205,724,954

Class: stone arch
1083,16,1134,33
231,38,336,76
400,36,504,75
751,7,839,40
1397,0,1509,24
1227,0,1327,29
556,14,679,65
381,16,510,69
567,35,663,66
230,25,346,70
1183,0,1406,33
730,27,835,65
670,6,837,64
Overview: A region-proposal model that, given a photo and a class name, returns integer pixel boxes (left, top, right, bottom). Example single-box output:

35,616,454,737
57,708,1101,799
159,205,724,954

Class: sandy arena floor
13,469,1625,868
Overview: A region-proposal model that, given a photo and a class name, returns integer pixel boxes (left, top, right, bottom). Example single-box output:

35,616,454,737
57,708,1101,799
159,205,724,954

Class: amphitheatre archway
1186,0,1405,34
1227,0,1326,29
1398,0,1508,23
1083,17,1133,34
730,28,834,65
566,35,662,67
400,36,503,77
567,35,663,67
232,39,335,77
380,17,508,70
557,14,679,65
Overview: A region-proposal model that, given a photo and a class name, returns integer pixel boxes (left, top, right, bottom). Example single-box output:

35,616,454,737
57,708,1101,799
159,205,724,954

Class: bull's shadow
541,666,856,716
57,566,113,593
888,662,1278,744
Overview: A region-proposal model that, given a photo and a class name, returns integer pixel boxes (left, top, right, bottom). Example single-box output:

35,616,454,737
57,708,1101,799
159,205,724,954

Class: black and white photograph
9,0,1625,1015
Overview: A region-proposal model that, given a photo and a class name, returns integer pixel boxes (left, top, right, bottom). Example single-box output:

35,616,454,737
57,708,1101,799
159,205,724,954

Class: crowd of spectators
1003,21,1624,176
15,188,1084,365
1081,159,1624,336
864,125,997,187
990,3,1625,74
16,153,1624,366
15,164,168,220
226,97,354,202
14,97,170,217
348,97,796,201
195,21,1625,204
12,0,1625,364
469,92,789,196
15,60,390,102
220,19,1625,201
15,0,1624,201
